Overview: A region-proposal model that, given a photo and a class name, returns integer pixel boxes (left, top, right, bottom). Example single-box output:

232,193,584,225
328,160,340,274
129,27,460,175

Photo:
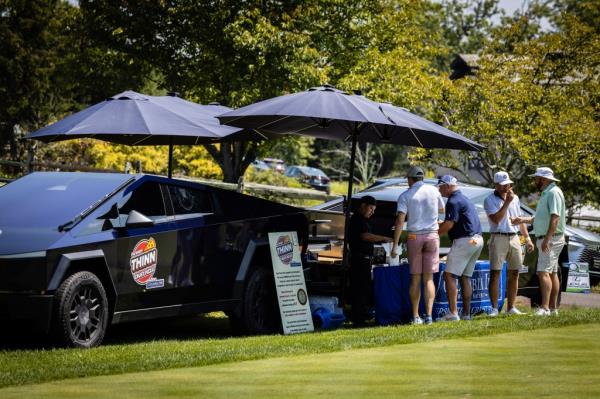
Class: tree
0,0,67,160
439,0,502,56
432,1,600,209
78,0,451,182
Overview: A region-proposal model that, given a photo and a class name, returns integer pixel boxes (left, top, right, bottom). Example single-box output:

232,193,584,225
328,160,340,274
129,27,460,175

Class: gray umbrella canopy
218,85,483,150
218,85,482,203
28,90,242,177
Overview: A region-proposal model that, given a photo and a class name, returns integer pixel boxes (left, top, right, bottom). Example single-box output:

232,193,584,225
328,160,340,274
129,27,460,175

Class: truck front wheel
53,271,109,348
242,267,281,335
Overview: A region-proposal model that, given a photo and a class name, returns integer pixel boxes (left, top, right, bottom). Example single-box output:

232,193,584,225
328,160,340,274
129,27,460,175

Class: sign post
268,231,314,334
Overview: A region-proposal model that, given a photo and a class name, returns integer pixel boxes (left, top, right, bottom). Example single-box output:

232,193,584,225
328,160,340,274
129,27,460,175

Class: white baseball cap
493,171,513,185
529,167,560,182
437,175,458,186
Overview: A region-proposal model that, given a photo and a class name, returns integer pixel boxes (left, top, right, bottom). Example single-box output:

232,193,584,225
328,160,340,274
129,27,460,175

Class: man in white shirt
484,171,534,316
391,166,445,325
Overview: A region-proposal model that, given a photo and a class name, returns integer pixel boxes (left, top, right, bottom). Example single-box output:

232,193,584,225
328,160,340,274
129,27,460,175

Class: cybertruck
0,172,308,347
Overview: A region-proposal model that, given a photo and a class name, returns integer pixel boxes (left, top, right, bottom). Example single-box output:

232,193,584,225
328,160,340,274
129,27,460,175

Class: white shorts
536,236,565,273
445,235,484,278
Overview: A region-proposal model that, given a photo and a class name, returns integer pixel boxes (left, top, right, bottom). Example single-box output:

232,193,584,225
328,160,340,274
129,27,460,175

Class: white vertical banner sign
268,231,314,334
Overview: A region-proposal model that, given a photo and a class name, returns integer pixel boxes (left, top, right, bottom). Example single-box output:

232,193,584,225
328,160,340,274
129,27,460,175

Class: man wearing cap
437,175,484,321
511,167,566,316
348,195,393,327
391,166,444,325
484,171,534,316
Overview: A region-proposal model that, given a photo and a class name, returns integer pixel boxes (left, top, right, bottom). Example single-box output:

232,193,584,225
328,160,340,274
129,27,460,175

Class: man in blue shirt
437,175,483,321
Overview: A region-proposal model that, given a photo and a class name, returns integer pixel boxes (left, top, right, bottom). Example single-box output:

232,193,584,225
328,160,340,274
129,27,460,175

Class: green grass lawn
1,308,599,390
2,323,599,398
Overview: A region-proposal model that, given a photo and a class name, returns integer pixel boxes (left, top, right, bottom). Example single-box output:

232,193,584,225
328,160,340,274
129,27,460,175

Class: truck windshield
0,172,133,230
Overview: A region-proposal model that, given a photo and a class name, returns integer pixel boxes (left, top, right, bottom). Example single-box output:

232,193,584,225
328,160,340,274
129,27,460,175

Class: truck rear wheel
53,271,109,348
241,267,281,335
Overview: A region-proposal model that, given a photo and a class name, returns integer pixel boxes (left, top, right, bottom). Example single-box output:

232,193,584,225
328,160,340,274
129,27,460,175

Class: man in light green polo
511,167,565,316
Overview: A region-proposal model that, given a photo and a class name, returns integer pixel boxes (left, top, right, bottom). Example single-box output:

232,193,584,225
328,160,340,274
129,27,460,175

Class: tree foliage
439,0,502,56
2,0,598,210
433,0,600,208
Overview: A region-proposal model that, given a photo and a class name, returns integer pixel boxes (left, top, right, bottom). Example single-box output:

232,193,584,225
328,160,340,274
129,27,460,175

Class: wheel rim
68,285,103,343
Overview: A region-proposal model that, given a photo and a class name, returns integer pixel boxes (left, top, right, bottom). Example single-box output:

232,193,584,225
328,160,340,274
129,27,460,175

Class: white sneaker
411,316,423,325
507,307,525,315
461,314,472,321
550,308,559,316
533,308,550,316
488,308,499,317
439,312,460,322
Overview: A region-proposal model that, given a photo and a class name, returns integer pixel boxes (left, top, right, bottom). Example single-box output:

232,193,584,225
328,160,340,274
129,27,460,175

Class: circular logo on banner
297,288,307,306
276,235,294,265
130,237,158,285
569,263,578,271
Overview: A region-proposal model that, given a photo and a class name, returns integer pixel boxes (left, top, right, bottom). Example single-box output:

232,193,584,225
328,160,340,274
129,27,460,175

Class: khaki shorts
536,236,565,273
445,235,484,278
489,234,523,271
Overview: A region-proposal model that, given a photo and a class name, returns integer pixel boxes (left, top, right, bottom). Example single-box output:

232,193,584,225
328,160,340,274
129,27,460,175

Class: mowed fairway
2,323,599,398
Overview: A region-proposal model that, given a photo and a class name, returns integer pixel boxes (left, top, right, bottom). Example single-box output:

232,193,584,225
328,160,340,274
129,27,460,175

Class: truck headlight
567,235,586,262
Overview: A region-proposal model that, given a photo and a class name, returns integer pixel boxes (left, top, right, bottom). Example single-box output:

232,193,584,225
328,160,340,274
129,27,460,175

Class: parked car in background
285,166,331,194
0,172,310,347
309,178,600,301
251,159,271,172
262,158,286,173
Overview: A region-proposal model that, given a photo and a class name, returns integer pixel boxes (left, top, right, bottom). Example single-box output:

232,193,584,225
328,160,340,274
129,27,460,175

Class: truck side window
168,185,213,216
119,182,166,218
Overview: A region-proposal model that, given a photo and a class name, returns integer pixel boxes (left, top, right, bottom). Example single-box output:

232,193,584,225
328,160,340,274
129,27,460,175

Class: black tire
53,271,109,348
241,267,281,335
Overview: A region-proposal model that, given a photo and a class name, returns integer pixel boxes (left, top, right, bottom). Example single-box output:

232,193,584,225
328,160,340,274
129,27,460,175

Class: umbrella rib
408,127,425,147
133,135,153,145
251,129,269,140
255,115,294,130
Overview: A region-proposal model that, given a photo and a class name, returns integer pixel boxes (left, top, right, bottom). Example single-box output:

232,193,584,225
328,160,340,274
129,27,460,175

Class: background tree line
1,0,598,211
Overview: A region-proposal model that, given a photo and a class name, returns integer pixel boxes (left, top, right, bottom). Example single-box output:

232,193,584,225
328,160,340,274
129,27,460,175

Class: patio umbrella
218,84,483,284
27,90,243,178
219,85,482,209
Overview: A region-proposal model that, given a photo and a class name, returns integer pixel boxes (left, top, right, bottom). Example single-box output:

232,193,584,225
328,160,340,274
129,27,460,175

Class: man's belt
491,232,517,236
537,233,564,239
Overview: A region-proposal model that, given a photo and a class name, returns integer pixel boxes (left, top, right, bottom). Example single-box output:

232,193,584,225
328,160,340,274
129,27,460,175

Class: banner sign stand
268,231,314,334
565,262,591,294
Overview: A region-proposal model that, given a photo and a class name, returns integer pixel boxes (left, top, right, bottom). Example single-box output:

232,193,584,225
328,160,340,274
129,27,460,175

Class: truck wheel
53,271,109,348
242,267,281,335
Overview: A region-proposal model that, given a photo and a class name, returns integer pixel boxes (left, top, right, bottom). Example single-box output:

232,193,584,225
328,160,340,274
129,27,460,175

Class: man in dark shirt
348,195,393,327
437,176,484,321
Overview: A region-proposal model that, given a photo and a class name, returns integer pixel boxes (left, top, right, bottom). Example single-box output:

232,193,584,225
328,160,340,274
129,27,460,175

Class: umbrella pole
168,138,173,179
341,129,358,306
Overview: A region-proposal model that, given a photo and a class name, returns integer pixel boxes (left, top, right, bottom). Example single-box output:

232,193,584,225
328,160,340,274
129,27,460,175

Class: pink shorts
406,232,440,274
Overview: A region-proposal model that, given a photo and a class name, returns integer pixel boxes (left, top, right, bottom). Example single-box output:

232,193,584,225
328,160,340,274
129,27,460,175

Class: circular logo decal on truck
130,237,158,285
276,235,294,265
